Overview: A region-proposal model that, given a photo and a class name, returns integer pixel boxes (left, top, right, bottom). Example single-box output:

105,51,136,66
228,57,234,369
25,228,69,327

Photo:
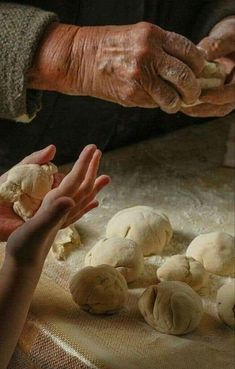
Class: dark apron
0,0,207,172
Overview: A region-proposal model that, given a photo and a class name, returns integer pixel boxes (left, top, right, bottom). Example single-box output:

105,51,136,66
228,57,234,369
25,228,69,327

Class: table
1,114,235,369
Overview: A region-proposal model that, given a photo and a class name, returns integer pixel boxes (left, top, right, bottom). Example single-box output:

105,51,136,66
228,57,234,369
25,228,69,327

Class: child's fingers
73,175,110,209
63,200,99,228
57,145,97,197
75,150,102,198
20,145,56,165
63,175,110,226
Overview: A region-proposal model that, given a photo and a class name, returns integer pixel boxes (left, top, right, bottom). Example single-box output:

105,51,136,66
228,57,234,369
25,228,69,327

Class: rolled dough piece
106,206,173,256
52,225,81,261
138,281,203,335
85,237,144,283
0,162,57,220
216,281,235,329
70,264,128,314
157,254,208,291
186,232,235,277
181,61,227,108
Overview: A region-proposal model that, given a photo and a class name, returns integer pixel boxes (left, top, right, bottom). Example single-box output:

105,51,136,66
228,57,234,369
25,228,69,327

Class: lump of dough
216,282,235,329
181,61,227,107
106,206,173,256
70,265,128,314
52,225,81,261
85,237,144,283
186,232,235,277
138,281,203,335
157,254,208,291
0,163,57,220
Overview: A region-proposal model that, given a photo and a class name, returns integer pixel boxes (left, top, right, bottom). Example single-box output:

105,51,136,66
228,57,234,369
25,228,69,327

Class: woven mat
1,114,234,369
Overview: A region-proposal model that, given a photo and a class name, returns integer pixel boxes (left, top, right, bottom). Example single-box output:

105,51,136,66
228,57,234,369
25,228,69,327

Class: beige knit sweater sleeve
0,3,57,122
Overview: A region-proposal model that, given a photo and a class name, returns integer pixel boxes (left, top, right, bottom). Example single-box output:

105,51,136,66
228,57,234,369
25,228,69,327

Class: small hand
182,17,235,117
5,144,110,266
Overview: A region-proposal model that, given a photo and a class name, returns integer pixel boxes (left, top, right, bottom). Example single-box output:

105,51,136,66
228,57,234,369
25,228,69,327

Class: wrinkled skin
29,22,205,113
182,16,235,117
0,145,110,242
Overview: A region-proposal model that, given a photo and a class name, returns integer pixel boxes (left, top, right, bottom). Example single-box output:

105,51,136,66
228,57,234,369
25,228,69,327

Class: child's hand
0,145,110,242
5,144,110,267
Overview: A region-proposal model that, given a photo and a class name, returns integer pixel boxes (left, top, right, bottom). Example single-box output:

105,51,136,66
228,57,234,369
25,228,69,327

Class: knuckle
177,68,192,84
134,46,150,61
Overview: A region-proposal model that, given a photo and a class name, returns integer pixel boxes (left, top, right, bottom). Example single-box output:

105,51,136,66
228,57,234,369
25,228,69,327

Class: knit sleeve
191,0,235,43
0,3,58,122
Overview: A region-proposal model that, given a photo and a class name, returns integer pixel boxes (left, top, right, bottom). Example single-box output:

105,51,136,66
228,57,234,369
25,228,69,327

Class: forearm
0,255,42,369
28,22,80,92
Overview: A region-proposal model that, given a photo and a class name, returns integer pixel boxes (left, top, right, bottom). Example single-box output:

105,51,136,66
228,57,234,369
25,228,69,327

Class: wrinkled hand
29,22,205,113
0,145,110,242
182,17,235,117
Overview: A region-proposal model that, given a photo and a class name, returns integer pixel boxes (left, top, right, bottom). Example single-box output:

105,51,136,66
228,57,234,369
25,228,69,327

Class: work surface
1,114,235,369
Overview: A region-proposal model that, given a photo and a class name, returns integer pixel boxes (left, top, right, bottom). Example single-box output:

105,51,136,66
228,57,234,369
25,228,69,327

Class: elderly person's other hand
0,145,110,242
28,22,205,114
182,17,235,117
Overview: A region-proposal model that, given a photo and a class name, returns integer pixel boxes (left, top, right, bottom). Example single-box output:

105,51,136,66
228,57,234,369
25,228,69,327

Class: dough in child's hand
85,237,144,282
52,225,81,261
106,206,173,256
216,282,235,329
157,254,208,291
70,265,128,314
138,281,203,335
0,163,57,220
186,232,235,277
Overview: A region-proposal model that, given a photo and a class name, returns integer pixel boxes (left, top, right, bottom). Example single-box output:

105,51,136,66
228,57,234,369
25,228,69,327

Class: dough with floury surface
216,281,235,329
138,281,203,335
106,206,173,256
69,265,128,315
0,162,57,220
181,61,227,107
85,237,144,283
186,232,235,277
52,225,81,261
157,254,208,291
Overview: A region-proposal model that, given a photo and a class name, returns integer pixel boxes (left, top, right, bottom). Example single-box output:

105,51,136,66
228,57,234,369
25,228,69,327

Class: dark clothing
0,1,235,172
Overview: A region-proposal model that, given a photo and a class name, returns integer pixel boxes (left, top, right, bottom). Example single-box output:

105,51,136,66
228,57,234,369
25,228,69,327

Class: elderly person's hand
0,144,110,242
28,22,205,114
181,16,235,117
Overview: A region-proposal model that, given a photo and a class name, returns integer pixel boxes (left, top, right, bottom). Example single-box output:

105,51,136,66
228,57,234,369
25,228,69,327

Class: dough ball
70,265,128,314
0,162,57,220
138,281,203,335
181,61,226,107
216,281,235,329
106,206,173,256
52,225,81,261
85,237,144,283
157,255,208,291
186,232,235,277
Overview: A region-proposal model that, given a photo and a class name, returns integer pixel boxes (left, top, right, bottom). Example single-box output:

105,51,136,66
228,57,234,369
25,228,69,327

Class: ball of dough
70,265,128,314
138,281,203,335
52,225,81,261
85,237,144,283
157,255,208,291
186,232,235,277
106,206,173,256
0,162,57,220
216,282,235,329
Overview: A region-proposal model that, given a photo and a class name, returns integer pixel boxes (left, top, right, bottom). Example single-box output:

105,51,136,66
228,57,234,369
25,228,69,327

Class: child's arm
0,144,110,369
